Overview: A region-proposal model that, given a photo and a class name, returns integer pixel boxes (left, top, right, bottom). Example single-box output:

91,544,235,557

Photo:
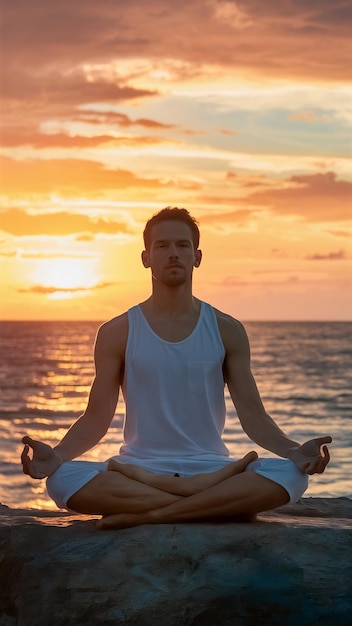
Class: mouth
166,263,183,269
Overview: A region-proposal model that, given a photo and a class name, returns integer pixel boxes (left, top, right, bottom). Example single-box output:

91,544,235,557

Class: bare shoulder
95,311,129,357
212,306,250,355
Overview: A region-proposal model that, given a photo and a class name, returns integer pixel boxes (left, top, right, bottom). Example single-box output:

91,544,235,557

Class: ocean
0,320,351,510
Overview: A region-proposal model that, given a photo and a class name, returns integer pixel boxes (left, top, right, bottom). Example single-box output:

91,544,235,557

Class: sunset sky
1,0,351,321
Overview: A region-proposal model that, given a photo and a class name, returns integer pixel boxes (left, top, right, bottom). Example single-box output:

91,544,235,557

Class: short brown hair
143,207,200,250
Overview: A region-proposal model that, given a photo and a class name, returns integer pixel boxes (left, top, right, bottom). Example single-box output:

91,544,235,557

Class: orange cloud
328,230,352,238
0,250,17,257
79,110,176,130
0,130,170,148
0,208,133,237
20,252,95,259
75,234,95,242
221,275,302,287
218,129,238,136
0,156,173,195
305,250,347,261
200,209,257,225
226,172,282,192
288,111,330,123
18,281,115,294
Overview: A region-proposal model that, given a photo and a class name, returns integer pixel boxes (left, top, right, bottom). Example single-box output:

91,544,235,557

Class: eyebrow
154,239,192,245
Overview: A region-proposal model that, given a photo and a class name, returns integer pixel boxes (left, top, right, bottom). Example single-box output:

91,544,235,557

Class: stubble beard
153,267,190,287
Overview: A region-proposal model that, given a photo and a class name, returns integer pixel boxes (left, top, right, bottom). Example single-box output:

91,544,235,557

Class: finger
23,460,46,479
21,443,41,477
308,454,329,475
21,444,31,474
308,461,320,475
321,446,330,470
22,435,38,449
317,435,333,446
20,443,29,463
315,459,327,474
22,458,33,476
302,456,322,475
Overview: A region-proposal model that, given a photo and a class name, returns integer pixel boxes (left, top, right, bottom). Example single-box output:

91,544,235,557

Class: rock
0,498,351,625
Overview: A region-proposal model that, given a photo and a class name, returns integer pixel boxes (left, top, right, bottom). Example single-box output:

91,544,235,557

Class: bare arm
21,315,127,478
53,319,124,462
218,313,331,473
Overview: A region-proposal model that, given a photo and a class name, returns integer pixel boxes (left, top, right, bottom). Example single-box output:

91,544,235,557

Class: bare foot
189,451,258,492
96,507,258,531
107,460,154,484
107,451,258,497
97,512,146,530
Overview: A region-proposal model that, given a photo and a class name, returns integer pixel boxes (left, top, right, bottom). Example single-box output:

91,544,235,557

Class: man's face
142,220,201,286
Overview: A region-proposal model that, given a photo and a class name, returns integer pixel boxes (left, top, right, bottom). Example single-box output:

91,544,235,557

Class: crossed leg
98,471,290,530
67,451,257,516
66,451,289,529
67,470,182,515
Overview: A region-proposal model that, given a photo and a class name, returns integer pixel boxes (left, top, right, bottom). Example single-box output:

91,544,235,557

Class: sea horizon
1,318,351,323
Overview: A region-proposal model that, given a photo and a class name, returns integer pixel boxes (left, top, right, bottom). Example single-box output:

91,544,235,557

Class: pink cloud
245,172,352,222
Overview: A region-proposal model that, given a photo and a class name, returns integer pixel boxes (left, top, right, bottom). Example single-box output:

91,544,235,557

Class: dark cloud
2,67,155,106
1,67,157,135
1,1,351,81
1,0,350,178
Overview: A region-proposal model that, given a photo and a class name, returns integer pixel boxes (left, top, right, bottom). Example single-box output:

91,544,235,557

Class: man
21,207,331,529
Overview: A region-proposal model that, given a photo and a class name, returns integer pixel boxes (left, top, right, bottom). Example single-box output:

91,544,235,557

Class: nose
168,243,179,258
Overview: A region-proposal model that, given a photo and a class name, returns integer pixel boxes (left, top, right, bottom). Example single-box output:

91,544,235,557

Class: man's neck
143,285,199,319
140,292,201,342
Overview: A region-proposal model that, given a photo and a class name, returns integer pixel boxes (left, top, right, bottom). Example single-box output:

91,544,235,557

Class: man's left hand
288,436,332,474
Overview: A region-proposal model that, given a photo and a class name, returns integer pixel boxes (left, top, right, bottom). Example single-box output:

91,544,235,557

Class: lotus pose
21,207,331,529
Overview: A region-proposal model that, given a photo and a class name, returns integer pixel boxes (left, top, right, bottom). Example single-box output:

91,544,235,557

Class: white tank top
120,301,229,459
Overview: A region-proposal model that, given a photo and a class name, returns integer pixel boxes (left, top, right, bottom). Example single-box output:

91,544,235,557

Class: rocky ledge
1,498,351,626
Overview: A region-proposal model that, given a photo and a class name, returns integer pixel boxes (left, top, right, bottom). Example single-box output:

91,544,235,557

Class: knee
46,461,106,511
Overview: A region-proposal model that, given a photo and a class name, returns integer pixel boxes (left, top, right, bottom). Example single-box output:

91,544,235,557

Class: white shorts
46,455,308,511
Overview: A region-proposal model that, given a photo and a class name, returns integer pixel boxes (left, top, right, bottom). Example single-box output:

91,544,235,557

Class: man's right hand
21,436,63,479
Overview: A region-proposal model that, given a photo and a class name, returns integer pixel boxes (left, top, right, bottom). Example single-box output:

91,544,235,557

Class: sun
31,257,99,295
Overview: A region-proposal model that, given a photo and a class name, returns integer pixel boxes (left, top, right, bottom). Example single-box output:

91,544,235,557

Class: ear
141,250,150,268
194,249,202,268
